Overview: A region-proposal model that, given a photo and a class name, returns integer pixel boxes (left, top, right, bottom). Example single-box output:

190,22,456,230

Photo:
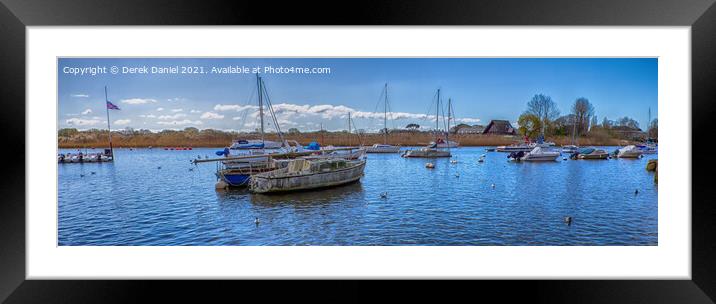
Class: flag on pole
106,101,120,110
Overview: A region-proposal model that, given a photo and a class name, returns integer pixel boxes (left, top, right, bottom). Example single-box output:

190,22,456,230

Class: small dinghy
249,158,366,194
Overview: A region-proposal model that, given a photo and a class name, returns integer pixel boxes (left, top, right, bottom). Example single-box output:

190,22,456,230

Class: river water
58,147,657,246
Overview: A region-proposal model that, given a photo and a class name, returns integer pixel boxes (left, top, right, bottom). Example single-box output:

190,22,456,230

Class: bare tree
572,97,595,136
648,118,658,138
526,94,560,134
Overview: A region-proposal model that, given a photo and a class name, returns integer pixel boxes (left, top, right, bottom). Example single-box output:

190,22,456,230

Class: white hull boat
617,145,643,158
510,147,560,161
402,147,451,158
365,144,401,153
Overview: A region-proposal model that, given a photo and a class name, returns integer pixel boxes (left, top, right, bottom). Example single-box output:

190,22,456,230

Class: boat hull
577,153,609,160
617,152,642,158
403,149,451,158
521,154,560,161
249,161,366,193
365,145,401,153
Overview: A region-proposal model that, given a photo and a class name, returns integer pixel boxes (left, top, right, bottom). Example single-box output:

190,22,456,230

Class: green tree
518,113,542,139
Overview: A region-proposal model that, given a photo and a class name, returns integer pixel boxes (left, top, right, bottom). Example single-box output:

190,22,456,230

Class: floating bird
425,163,435,169
80,174,85,178
564,216,572,225
157,166,162,169
380,192,388,199
90,171,96,175
491,183,495,189
450,159,458,164
562,157,567,161
197,155,202,159
635,189,639,195
254,217,260,225
189,168,194,172
478,157,485,163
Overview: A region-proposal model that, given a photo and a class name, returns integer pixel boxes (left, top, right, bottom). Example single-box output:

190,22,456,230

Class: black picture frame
1,0,714,302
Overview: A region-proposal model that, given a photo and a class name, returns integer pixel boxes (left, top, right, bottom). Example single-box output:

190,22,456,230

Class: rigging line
422,89,439,123
260,78,285,143
238,80,257,132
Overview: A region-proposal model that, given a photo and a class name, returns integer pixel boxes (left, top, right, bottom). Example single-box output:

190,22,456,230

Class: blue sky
58,58,657,132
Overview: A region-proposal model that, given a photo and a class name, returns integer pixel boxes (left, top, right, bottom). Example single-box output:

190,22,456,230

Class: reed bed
58,130,636,149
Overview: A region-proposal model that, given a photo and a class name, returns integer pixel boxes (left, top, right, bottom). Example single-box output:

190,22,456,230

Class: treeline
516,94,657,141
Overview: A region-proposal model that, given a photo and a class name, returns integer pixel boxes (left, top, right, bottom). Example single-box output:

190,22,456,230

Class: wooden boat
249,158,366,193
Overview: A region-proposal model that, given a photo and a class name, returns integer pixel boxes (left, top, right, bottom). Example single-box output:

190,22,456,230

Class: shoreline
58,133,638,149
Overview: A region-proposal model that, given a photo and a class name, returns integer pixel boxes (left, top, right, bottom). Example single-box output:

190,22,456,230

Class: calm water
58,147,657,246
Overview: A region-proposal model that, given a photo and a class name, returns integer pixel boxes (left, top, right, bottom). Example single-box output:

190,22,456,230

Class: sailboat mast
436,89,440,142
446,98,451,153
384,83,388,145
256,73,265,144
104,85,113,157
348,112,351,147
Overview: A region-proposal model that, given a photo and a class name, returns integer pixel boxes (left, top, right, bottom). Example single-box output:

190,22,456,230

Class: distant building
456,125,485,134
483,120,516,135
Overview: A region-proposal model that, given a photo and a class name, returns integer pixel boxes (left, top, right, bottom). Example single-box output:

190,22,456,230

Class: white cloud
200,112,224,119
167,97,185,102
66,117,101,126
81,109,92,115
190,109,201,113
114,119,131,125
213,104,258,112
121,98,157,104
171,108,183,112
139,114,156,118
156,107,164,111
158,113,187,120
71,94,89,98
157,119,203,126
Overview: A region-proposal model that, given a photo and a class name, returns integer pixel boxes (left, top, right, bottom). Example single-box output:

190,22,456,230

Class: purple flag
106,101,120,110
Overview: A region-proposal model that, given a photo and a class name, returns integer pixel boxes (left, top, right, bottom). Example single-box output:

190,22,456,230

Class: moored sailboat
403,89,452,158
366,83,401,153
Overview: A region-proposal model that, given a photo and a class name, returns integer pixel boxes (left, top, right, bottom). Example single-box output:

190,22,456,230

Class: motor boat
571,147,609,160
616,145,643,158
561,145,579,154
509,146,560,161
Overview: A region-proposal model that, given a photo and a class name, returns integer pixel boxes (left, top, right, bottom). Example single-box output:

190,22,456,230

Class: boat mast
256,73,265,144
436,89,440,143
384,83,388,145
104,85,113,157
348,112,351,147
446,98,451,153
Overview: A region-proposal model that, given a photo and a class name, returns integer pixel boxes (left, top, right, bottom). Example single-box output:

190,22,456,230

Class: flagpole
105,85,114,158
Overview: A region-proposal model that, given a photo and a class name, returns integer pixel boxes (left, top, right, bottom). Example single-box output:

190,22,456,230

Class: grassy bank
58,129,637,148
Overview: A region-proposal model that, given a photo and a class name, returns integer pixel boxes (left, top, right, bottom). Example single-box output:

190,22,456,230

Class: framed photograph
2,0,715,302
